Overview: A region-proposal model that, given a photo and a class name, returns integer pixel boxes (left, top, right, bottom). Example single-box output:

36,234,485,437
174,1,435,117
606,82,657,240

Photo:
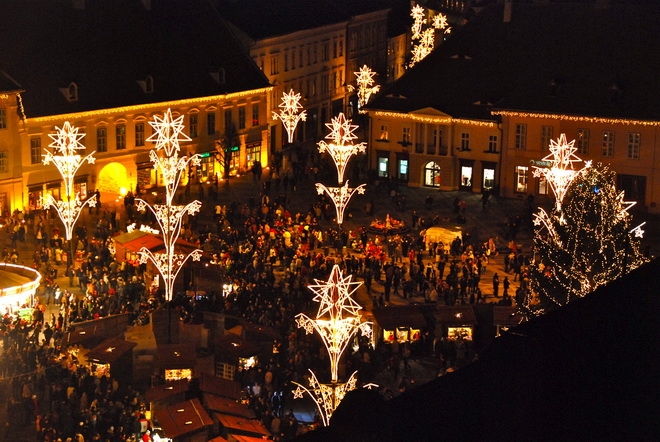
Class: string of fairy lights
524,134,648,316
409,4,451,68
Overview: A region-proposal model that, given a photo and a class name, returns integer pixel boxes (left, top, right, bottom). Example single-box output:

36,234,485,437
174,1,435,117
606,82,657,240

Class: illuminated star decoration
532,134,587,212
272,89,307,143
293,265,372,426
315,181,366,226
409,5,451,68
353,65,380,112
317,113,366,184
42,122,97,240
134,109,203,303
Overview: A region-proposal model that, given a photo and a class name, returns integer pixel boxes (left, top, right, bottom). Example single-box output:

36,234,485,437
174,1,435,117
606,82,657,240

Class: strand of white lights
134,109,203,303
272,89,307,143
42,122,97,240
292,370,360,427
532,134,587,212
317,113,366,184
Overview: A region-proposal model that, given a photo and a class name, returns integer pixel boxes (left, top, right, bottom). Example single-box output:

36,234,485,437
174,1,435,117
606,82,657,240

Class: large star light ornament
273,89,307,143
42,122,97,240
293,265,372,426
317,113,366,184
352,65,380,111
147,108,191,157
409,5,451,67
532,133,587,212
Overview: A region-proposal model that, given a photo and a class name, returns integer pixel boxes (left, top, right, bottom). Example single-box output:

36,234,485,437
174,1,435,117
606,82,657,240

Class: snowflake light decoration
409,5,451,68
317,113,366,184
42,122,97,240
272,89,307,144
532,133,586,212
293,265,372,426
134,109,203,304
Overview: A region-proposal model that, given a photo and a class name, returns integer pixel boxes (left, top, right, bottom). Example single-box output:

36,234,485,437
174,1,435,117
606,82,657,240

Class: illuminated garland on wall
371,111,497,127
492,110,660,127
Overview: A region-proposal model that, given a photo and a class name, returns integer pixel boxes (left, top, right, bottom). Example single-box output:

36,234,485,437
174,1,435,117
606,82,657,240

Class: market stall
435,305,478,341
83,337,137,379
493,305,524,337
154,398,212,442
146,379,190,417
372,305,428,345
157,344,197,381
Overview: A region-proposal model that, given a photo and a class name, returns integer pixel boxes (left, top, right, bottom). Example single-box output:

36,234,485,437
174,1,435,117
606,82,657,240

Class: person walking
492,272,500,297
503,276,510,297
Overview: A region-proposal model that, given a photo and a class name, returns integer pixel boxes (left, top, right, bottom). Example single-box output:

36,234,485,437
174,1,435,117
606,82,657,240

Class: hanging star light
272,89,307,144
315,181,366,226
353,65,380,112
409,5,451,68
42,122,97,241
317,113,366,184
293,265,372,426
134,109,203,322
532,133,587,212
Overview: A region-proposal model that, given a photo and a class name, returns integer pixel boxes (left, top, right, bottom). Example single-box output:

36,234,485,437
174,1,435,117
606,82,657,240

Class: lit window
515,124,527,150
627,132,640,159
601,131,614,157
402,127,411,144
379,125,389,140
252,103,260,126
515,165,528,193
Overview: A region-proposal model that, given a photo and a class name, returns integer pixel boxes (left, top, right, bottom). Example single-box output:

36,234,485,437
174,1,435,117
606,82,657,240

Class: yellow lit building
0,1,271,216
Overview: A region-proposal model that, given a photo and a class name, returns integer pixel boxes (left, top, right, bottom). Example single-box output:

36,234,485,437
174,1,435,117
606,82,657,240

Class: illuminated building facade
219,0,391,150
0,1,270,216
365,2,660,213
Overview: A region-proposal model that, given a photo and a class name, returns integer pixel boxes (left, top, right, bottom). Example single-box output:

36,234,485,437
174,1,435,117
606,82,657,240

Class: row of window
24,107,261,164
267,38,344,75
274,69,344,107
515,124,641,159
379,124,499,154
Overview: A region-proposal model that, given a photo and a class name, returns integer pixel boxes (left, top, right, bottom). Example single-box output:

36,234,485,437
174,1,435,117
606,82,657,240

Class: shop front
435,305,478,341
157,344,197,382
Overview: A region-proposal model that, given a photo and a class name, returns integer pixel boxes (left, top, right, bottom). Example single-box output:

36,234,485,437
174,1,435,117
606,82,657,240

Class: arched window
424,161,441,187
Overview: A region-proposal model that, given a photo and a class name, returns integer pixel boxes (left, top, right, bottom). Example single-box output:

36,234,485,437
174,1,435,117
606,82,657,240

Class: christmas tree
519,137,648,317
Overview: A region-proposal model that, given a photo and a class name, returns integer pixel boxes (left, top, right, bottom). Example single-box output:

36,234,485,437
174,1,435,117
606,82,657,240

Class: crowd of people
0,148,532,440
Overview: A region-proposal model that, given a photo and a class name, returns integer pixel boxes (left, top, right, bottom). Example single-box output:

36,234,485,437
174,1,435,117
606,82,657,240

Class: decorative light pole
293,265,373,426
349,65,380,113
292,112,372,426
42,121,97,286
272,89,307,144
315,113,366,227
134,109,203,343
409,4,451,68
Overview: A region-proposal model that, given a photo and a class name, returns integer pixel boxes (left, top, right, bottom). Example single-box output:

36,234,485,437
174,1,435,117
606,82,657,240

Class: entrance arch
97,162,129,196
424,161,441,187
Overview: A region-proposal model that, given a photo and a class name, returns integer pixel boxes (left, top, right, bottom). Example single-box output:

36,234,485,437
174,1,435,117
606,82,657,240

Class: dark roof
372,305,427,329
435,304,478,325
367,2,660,121
0,0,269,118
155,398,213,439
217,0,394,40
85,337,137,364
300,257,660,441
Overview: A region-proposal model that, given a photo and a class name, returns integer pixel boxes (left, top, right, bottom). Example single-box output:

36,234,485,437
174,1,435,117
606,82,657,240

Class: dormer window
59,82,79,102
210,68,226,85
137,76,154,94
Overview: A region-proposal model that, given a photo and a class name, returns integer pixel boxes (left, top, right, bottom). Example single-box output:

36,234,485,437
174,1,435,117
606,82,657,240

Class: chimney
503,0,512,23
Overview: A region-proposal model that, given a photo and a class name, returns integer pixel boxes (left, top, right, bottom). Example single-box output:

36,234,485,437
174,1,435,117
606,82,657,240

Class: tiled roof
0,0,269,118
217,0,396,40
367,2,660,121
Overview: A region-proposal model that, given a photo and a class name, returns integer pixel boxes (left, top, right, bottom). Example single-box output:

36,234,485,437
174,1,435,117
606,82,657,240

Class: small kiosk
157,344,197,381
493,306,524,336
435,305,478,341
199,372,243,402
216,414,270,441
146,379,190,418
372,305,427,345
84,337,137,380
154,398,212,442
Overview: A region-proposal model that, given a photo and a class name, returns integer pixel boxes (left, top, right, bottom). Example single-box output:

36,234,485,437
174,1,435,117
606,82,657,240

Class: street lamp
134,109,203,343
42,122,97,286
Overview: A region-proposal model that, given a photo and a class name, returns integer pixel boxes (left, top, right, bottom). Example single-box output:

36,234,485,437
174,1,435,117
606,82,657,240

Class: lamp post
134,109,203,343
42,122,97,287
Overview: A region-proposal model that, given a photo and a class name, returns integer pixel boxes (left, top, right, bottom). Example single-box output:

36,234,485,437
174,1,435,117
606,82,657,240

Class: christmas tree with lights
519,135,648,317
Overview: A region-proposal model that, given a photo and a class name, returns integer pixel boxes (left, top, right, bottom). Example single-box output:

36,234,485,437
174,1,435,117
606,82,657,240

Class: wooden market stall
157,344,197,381
154,398,212,442
84,337,137,380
